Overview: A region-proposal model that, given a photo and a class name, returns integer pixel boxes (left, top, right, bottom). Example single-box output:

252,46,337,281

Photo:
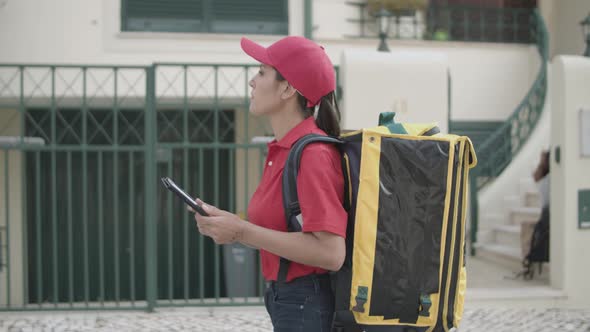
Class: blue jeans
264,273,334,332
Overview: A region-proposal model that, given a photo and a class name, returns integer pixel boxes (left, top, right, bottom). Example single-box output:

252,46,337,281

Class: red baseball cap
240,36,335,107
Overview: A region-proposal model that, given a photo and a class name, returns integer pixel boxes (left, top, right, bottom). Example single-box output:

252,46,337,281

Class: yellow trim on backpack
464,137,477,169
401,123,439,136
349,130,468,327
426,139,457,332
454,267,467,327
372,126,394,136
454,139,472,328
350,131,381,320
364,127,458,143
340,129,361,138
342,129,475,329
442,139,465,331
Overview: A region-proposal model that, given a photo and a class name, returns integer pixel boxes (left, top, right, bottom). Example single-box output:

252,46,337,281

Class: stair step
510,206,541,225
519,178,537,196
474,243,522,271
503,194,521,207
481,213,503,226
524,191,541,208
493,224,521,247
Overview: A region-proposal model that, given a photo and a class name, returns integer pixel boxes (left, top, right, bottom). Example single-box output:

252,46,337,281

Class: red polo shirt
247,117,347,282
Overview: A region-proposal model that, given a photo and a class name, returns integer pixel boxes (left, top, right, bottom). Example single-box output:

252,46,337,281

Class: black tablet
161,177,209,216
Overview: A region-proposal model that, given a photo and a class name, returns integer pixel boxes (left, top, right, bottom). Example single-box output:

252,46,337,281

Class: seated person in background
534,150,550,209
522,150,550,279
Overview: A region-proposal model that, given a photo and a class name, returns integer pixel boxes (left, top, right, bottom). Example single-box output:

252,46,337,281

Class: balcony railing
346,2,536,43
469,9,548,253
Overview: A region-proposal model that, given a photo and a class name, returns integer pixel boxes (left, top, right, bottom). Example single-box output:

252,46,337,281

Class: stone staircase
474,178,546,274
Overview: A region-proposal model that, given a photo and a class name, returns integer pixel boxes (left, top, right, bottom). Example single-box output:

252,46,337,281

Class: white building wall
539,0,590,59
477,92,551,234
550,55,590,308
0,0,540,123
0,109,24,306
340,49,449,132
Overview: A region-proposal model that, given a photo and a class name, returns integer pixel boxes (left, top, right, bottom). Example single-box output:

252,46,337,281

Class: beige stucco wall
0,108,24,306
540,0,590,59
234,108,271,219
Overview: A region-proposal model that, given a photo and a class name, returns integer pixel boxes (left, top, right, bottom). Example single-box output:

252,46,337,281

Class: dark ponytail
275,71,341,137
314,92,341,137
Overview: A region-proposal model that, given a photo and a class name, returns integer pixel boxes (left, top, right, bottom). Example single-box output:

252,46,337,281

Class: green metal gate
0,63,272,311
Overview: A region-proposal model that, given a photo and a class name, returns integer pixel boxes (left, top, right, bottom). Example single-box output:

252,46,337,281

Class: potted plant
367,0,429,39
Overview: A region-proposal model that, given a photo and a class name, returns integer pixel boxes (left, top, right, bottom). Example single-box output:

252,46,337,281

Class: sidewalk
1,306,590,332
1,258,588,332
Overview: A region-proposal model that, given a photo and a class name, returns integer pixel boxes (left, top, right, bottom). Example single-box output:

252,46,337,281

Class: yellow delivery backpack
281,112,477,332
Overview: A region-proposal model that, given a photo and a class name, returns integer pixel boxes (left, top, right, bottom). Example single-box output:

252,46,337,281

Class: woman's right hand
190,199,246,245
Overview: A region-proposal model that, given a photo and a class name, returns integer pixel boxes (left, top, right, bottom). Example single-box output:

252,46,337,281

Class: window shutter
122,0,205,33
121,0,288,35
211,0,288,34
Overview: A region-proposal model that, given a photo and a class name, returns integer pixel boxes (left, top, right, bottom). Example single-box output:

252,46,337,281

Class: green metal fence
468,9,549,253
0,13,548,310
0,63,273,311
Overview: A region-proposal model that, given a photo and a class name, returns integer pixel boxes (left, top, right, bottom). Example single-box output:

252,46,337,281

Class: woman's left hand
193,199,246,245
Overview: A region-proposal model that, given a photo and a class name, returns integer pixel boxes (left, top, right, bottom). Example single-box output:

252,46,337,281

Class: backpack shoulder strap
278,134,343,282
282,134,343,232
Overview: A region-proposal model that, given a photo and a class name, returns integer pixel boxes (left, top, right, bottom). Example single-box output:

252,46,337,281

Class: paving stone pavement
1,307,590,332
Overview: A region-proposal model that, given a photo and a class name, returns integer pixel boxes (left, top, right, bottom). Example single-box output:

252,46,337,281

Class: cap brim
240,37,272,65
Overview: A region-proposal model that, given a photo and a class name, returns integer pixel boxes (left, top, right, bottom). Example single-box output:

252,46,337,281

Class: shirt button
268,161,273,166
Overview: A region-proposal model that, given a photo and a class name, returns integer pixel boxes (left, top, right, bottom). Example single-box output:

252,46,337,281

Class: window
121,0,289,35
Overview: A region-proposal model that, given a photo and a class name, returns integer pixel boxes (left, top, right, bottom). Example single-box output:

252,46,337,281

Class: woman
192,36,347,331
521,150,550,279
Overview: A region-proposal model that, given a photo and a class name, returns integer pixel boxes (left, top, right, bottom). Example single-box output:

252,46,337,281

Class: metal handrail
469,9,549,253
